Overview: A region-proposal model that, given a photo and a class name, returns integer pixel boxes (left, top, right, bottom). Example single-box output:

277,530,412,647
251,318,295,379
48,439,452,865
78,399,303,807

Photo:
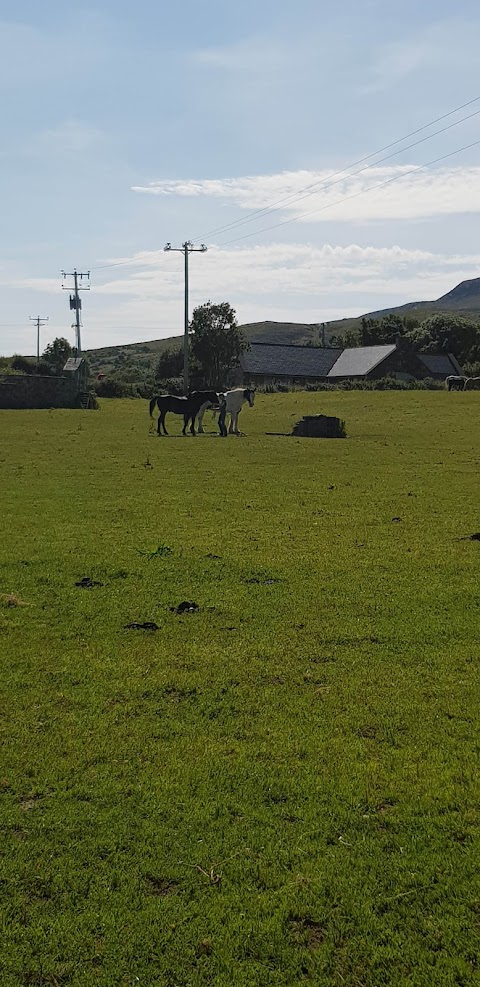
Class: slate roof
241,341,460,381
241,343,342,378
63,357,85,373
418,353,461,376
327,344,396,378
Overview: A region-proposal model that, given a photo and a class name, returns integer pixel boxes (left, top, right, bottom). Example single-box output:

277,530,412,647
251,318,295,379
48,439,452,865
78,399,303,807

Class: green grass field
1,393,479,987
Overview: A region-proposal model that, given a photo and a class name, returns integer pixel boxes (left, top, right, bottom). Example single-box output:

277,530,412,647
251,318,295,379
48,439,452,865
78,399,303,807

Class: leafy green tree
360,314,406,346
406,314,480,364
343,329,361,347
11,355,36,374
190,301,248,387
42,337,73,372
155,346,183,381
329,330,360,348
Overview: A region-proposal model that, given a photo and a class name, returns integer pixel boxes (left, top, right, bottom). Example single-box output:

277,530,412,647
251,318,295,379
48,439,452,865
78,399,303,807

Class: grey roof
418,353,459,375
327,344,396,377
63,357,85,373
241,343,342,378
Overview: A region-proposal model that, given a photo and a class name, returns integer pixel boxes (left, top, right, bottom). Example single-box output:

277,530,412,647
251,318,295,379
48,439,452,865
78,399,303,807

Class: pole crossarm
29,316,49,364
61,269,90,356
164,242,208,394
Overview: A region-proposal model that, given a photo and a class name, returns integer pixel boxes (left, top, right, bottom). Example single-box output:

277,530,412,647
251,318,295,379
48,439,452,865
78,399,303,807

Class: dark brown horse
149,390,219,435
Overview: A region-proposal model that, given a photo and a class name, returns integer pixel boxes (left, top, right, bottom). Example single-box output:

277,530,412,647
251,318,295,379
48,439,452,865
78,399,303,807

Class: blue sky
1,1,480,354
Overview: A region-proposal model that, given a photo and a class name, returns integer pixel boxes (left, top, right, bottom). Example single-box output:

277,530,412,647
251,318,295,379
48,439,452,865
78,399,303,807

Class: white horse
226,387,255,434
464,376,480,390
446,375,467,391
197,387,255,435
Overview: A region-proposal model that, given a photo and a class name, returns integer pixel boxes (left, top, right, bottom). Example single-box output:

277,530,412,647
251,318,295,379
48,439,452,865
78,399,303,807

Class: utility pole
29,315,49,365
164,241,207,393
61,269,90,355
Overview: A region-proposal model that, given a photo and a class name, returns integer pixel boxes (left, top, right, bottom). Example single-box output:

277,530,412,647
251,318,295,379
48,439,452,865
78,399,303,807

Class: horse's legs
218,405,227,436
182,414,196,435
197,406,205,433
228,413,235,434
158,411,168,435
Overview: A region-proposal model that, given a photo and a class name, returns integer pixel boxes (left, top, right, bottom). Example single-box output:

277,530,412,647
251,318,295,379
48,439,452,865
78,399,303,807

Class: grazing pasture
1,393,479,987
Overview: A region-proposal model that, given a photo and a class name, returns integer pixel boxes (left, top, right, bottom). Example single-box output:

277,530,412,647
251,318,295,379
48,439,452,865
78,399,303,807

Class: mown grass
1,393,479,987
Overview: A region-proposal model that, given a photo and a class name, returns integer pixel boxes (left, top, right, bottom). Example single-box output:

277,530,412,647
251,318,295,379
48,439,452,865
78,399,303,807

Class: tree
406,314,480,364
329,330,359,348
360,314,416,346
155,346,183,382
11,355,36,374
42,337,73,373
190,301,248,387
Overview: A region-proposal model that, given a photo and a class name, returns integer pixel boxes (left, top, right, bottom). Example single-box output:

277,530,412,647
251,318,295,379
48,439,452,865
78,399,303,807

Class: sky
1,0,480,355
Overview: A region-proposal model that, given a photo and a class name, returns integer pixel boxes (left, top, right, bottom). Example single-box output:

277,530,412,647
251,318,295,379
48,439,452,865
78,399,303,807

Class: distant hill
84,276,480,373
85,321,323,375
238,320,320,345
436,277,480,308
319,276,480,338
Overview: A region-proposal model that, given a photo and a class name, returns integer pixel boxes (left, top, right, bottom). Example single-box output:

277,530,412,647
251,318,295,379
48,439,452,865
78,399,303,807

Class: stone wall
0,373,81,409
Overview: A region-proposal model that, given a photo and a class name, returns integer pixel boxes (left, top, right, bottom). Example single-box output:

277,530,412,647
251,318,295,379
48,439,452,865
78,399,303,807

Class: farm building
0,357,90,409
240,342,462,386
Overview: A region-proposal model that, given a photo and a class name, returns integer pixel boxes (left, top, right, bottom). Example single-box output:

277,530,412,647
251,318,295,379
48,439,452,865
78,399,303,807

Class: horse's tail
149,397,157,417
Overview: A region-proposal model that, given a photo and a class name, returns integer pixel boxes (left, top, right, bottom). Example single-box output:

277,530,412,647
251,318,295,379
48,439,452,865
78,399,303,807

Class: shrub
11,355,36,374
94,378,134,398
153,377,184,395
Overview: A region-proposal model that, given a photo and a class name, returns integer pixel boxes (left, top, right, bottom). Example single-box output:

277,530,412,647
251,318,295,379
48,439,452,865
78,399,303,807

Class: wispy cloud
6,241,480,353
36,121,102,154
133,163,480,227
364,17,479,93
8,278,61,294
0,15,110,89
194,36,292,73
90,242,480,304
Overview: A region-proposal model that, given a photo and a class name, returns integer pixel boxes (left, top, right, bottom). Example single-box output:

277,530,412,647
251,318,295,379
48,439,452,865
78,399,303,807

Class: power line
217,137,480,247
193,100,480,241
90,259,137,272
29,315,49,364
61,269,90,355
163,241,208,393
87,95,480,275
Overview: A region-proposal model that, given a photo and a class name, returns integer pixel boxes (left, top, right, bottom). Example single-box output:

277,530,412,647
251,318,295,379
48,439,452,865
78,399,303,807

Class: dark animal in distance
445,375,467,391
463,376,480,390
149,391,219,435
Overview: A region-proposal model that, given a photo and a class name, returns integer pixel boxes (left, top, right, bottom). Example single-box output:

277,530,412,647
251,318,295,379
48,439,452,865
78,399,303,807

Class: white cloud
8,277,61,294
364,17,480,92
36,121,101,154
88,242,480,309
0,15,110,89
13,242,480,310
5,244,480,354
133,162,480,228
194,36,292,73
